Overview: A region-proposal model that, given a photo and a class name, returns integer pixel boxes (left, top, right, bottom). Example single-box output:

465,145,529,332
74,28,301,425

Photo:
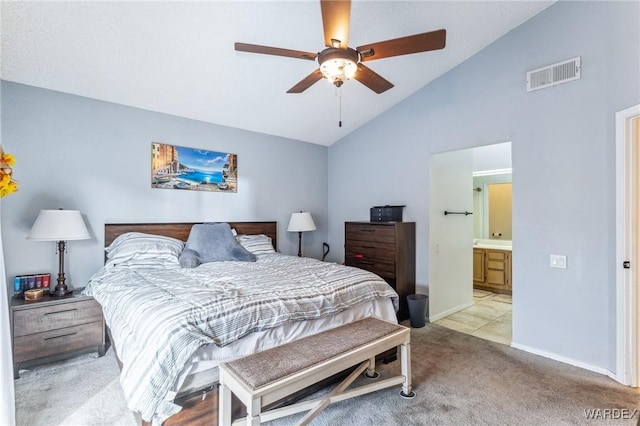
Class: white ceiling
1,1,553,146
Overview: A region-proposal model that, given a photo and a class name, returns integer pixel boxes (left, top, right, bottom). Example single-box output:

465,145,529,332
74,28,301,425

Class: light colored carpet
15,324,640,425
267,323,640,425
14,350,137,426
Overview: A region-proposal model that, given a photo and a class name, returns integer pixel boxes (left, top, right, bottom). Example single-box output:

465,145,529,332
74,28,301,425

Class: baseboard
510,342,611,377
428,301,474,323
606,368,632,386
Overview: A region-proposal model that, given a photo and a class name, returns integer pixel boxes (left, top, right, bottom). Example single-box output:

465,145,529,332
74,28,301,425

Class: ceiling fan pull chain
338,86,343,127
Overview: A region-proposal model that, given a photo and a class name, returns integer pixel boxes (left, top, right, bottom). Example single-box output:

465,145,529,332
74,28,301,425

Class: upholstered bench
218,316,414,425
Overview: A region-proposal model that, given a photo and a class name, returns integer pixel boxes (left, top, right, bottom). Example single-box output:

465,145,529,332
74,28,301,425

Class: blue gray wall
1,82,328,289
2,1,638,376
328,1,639,372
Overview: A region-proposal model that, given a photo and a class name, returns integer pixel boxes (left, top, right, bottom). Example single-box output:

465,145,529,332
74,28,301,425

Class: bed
82,221,399,425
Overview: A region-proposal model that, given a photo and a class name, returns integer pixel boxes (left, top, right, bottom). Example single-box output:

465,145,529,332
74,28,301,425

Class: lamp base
51,287,74,297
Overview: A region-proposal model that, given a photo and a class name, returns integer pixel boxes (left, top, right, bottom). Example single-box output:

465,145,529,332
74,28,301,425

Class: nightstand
11,291,105,379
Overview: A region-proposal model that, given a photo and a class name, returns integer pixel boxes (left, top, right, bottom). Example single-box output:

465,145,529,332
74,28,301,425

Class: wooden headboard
104,222,278,249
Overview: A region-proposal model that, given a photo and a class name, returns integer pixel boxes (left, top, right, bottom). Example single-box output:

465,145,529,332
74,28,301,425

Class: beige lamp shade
287,212,316,233
27,209,90,241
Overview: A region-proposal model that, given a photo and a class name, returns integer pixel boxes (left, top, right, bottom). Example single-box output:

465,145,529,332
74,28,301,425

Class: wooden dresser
344,222,416,320
11,292,106,378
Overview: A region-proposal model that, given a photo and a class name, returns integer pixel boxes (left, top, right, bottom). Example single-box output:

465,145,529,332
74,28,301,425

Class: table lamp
287,211,316,257
27,209,90,296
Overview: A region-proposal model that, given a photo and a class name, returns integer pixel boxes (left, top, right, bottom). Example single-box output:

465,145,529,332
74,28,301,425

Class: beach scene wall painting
151,143,237,193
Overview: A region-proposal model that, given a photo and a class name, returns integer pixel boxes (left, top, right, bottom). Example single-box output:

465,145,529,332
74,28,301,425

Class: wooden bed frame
103,221,277,426
105,221,277,248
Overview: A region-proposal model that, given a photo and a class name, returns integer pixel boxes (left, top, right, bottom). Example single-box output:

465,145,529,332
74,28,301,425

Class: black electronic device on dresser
344,222,416,321
10,292,106,378
370,205,405,222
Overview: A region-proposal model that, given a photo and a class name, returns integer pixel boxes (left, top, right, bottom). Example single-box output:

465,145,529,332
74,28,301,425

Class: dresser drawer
345,241,395,262
345,223,395,244
13,321,103,363
13,299,103,337
345,256,395,280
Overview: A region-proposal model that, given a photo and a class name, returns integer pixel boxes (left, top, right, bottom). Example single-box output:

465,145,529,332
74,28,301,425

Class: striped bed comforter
82,253,398,424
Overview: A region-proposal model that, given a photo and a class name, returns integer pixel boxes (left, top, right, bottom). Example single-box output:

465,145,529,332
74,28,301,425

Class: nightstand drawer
13,321,103,363
345,223,395,244
13,299,103,337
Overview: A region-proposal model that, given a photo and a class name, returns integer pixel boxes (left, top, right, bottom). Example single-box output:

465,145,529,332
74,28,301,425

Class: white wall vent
526,56,581,92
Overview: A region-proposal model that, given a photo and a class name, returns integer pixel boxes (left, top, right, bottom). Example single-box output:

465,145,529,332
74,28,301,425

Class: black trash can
407,294,428,328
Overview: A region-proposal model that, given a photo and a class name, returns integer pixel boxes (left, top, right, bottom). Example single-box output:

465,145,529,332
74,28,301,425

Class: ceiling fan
235,0,446,94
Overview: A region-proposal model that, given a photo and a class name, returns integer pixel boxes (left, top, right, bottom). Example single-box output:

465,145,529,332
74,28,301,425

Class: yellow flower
0,147,17,198
0,178,17,197
1,153,16,166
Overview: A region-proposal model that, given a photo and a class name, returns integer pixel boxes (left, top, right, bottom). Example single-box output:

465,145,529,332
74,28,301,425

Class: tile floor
432,290,512,345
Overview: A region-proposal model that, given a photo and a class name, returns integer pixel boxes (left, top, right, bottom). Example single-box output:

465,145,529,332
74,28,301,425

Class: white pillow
105,232,184,269
236,234,276,255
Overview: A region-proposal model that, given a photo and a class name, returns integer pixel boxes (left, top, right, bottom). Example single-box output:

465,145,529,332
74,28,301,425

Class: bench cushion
223,317,403,391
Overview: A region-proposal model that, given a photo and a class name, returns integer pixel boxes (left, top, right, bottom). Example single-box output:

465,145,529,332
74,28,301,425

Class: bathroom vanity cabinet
473,248,512,295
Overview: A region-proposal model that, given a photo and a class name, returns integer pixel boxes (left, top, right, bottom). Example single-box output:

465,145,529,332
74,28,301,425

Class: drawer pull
362,245,376,249
44,308,78,316
355,254,364,258
45,332,77,341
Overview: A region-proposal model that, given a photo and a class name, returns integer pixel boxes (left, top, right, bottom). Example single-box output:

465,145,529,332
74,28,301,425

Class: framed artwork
151,143,237,193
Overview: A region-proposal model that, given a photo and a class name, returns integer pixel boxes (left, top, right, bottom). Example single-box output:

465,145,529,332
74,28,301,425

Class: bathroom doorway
429,142,513,345
616,104,640,386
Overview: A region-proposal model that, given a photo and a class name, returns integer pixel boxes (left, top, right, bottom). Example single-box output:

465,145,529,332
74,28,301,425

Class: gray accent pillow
178,248,201,268
181,223,256,267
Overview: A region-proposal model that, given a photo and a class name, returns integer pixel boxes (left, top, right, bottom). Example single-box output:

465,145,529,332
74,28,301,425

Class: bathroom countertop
475,244,512,251
473,239,512,251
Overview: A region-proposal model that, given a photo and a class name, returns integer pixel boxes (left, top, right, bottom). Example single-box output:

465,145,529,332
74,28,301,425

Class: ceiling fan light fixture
320,58,357,83
318,47,359,85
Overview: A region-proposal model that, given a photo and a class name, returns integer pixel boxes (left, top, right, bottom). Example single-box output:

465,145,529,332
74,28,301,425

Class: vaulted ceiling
1,1,553,146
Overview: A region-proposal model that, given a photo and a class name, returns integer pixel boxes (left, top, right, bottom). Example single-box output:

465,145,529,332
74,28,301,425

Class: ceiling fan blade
354,63,394,94
320,0,351,48
235,42,317,61
287,69,324,93
357,29,446,62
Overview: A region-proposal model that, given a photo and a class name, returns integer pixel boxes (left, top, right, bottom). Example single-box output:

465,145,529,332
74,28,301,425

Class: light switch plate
550,254,567,269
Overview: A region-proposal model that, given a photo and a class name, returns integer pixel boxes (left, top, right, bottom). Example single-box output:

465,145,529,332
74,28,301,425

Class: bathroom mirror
473,171,512,240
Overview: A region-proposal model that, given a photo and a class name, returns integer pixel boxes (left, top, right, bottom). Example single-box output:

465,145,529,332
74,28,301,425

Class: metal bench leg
219,383,232,426
399,337,415,399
